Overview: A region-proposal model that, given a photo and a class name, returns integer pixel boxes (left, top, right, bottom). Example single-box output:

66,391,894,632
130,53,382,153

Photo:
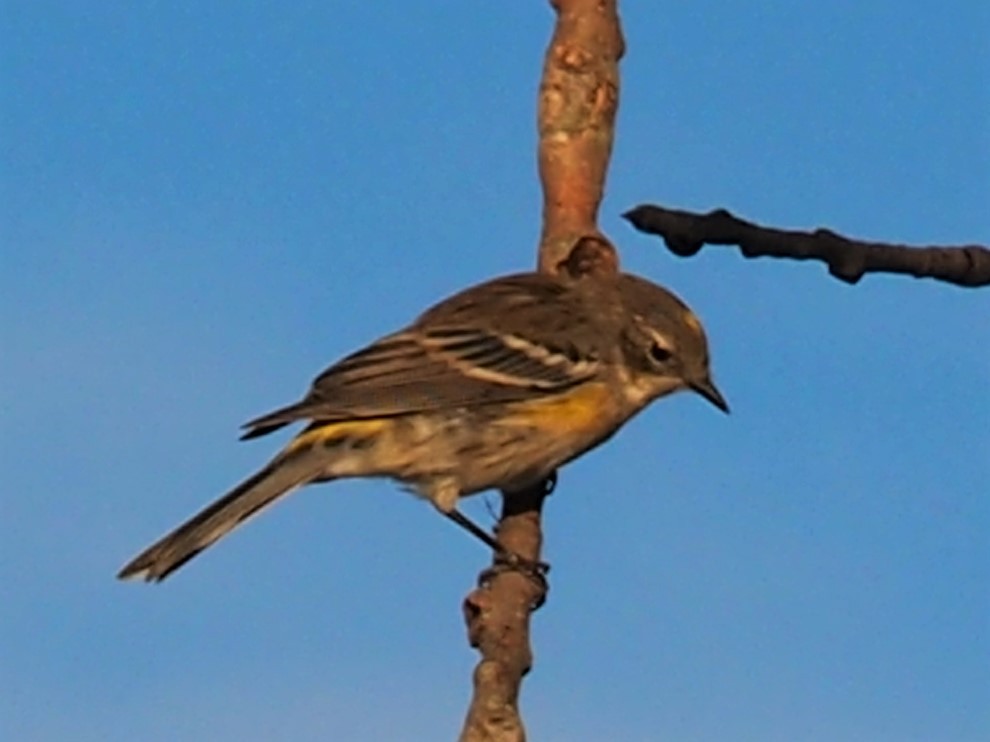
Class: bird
118,269,727,582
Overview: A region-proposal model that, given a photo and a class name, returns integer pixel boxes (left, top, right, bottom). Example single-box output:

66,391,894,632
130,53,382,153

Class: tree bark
458,2,625,740
625,204,990,288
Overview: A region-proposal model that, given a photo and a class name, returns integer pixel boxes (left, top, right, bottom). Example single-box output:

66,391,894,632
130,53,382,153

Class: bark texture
458,2,624,740
625,204,990,288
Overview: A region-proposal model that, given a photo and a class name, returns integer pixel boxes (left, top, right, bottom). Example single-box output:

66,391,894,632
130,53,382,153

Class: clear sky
3,3,988,740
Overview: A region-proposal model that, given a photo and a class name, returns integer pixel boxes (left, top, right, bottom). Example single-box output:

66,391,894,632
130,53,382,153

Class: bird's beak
690,377,730,414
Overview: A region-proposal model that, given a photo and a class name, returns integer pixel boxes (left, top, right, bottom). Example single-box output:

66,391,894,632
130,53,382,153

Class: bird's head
616,273,728,414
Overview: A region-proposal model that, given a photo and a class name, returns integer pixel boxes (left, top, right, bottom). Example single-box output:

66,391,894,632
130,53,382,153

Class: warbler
118,270,727,582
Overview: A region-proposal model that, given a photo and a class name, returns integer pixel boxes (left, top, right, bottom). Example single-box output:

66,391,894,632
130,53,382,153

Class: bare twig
624,204,990,288
459,480,552,742
458,1,625,740
537,0,625,273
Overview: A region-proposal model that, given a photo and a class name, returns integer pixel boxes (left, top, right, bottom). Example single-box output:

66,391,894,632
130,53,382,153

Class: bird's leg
443,508,550,584
427,477,549,584
443,508,503,552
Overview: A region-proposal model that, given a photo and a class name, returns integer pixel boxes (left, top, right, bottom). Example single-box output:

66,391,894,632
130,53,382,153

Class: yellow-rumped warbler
118,270,727,582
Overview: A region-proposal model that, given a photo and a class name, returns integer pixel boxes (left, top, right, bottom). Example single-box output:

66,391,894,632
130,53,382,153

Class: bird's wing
240,275,603,439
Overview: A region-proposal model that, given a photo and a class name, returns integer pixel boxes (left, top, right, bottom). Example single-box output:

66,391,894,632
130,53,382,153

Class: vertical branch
458,481,552,742
538,0,624,272
459,2,624,741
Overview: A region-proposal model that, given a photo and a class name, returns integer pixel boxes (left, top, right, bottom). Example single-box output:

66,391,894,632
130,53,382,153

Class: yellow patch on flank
514,382,613,435
284,418,389,454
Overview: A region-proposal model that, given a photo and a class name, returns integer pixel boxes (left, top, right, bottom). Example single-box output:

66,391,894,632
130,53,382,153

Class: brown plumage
118,271,726,582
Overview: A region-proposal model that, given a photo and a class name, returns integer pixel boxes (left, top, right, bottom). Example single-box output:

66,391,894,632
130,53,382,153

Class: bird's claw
478,550,550,606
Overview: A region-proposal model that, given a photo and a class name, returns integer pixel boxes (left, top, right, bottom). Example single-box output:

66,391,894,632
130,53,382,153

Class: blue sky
3,2,988,740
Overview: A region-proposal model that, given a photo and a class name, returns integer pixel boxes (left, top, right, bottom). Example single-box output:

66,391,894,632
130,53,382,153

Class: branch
537,0,624,273
459,480,552,742
624,204,990,288
458,1,624,740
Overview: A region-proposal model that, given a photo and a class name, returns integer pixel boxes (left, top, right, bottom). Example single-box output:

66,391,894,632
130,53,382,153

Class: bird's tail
118,449,323,582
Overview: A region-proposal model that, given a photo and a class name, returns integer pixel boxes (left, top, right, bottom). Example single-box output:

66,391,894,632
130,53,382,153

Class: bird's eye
649,342,673,364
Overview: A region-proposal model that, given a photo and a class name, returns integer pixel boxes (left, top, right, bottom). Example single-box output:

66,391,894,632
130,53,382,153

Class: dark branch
624,204,990,288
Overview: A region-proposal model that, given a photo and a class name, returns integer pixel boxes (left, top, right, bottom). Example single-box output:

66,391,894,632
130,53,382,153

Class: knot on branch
557,235,620,279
